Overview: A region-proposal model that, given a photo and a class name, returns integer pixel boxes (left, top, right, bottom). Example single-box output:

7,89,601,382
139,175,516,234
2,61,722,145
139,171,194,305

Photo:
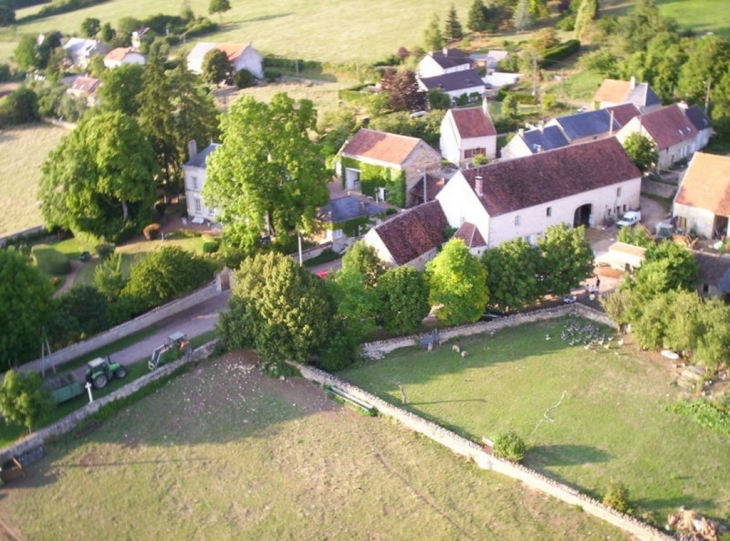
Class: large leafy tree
204,93,329,251
423,14,445,51
378,266,430,334
48,285,110,348
0,370,54,433
637,241,698,294
467,0,488,32
201,48,232,85
0,249,54,368
677,33,730,104
537,224,594,296
427,238,488,325
329,266,380,340
512,0,533,32
39,111,158,240
218,252,337,364
482,238,541,312
80,17,101,37
619,0,676,54
380,69,427,112
341,241,386,287
99,64,145,116
138,59,181,199
623,132,657,174
444,5,463,41
574,0,598,41
208,0,231,20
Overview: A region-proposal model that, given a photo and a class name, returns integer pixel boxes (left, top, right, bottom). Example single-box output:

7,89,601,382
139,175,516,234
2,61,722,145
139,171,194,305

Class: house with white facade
62,38,109,69
616,104,703,169
684,104,713,150
103,47,146,69
673,152,730,239
435,138,642,248
187,42,264,79
440,100,497,165
182,141,220,222
362,200,448,270
315,196,388,252
65,75,101,106
500,125,570,160
417,69,485,104
593,77,662,113
417,48,472,78
337,128,442,208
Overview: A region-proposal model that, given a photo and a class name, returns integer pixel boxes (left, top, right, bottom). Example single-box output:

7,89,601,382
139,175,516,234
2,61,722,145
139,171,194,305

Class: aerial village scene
0,0,729,539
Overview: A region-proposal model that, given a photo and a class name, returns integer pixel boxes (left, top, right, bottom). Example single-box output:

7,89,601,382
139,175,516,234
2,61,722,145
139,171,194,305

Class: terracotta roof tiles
341,129,424,165
675,152,730,215
450,106,496,139
373,201,447,265
636,104,698,149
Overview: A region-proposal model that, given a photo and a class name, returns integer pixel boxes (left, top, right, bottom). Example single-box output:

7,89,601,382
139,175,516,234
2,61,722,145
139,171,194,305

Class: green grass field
340,317,730,525
0,123,67,237
0,352,630,541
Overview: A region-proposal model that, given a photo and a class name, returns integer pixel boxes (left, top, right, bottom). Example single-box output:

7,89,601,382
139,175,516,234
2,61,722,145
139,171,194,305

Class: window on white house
616,187,621,197
194,198,202,213
514,215,521,226
192,176,198,190
464,147,487,159
333,229,344,239
546,207,552,217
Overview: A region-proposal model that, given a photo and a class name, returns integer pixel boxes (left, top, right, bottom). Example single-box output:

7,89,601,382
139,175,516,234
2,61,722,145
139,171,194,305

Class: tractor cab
85,357,127,390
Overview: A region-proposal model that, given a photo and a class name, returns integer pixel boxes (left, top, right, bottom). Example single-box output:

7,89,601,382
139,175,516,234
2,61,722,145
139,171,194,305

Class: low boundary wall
641,178,677,200
25,280,222,370
0,341,219,465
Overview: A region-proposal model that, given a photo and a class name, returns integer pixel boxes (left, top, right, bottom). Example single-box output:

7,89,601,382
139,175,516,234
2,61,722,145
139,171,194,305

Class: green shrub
667,399,730,438
602,481,630,513
95,242,116,260
542,39,581,67
31,244,71,275
556,15,575,31
143,223,161,240
202,241,219,254
233,69,256,88
492,431,527,462
264,69,282,82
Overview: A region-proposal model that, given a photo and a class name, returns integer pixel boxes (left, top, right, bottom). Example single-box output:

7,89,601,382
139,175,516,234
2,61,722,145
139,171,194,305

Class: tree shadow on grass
526,444,612,467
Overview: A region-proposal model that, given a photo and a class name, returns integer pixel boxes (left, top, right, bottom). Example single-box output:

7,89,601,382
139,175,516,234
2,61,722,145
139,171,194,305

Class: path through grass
340,316,730,524
0,352,630,541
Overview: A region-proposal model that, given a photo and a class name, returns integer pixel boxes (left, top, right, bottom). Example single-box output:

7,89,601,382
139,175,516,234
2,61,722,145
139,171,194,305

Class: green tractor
85,356,127,390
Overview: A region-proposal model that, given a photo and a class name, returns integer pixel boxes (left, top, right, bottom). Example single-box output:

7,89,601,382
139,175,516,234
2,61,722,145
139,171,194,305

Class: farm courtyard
340,316,730,525
0,351,630,541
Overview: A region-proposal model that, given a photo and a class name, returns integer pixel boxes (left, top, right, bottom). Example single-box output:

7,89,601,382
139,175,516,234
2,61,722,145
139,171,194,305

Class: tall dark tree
0,370,54,432
0,0,15,27
204,93,329,251
39,111,158,240
380,68,427,112
0,249,53,368
513,0,533,31
201,48,232,85
100,22,115,43
138,59,181,199
81,17,101,37
444,5,464,41
208,0,231,21
99,63,144,116
619,0,676,54
0,86,39,127
424,13,445,52
467,0,488,33
14,34,40,71
677,33,730,104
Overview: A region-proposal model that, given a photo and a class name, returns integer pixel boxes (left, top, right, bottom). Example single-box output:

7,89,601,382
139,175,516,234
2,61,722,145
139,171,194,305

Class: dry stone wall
0,341,219,465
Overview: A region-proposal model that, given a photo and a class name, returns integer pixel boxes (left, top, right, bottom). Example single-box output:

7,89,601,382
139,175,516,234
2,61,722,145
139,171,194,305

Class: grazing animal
461,350,468,358
617,339,624,347
545,334,551,340
427,342,433,352
452,345,460,353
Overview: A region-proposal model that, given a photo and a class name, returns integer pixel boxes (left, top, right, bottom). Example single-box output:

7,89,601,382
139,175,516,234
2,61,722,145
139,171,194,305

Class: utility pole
704,77,712,114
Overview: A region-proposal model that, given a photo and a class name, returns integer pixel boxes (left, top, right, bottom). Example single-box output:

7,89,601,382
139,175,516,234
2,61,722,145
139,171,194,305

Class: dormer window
514,215,521,226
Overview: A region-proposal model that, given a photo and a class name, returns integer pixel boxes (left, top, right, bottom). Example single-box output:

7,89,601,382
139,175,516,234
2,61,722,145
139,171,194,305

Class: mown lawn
340,316,730,524
0,123,67,237
0,352,630,541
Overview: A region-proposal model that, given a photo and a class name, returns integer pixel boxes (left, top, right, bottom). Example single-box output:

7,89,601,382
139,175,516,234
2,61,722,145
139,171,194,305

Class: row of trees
218,224,595,372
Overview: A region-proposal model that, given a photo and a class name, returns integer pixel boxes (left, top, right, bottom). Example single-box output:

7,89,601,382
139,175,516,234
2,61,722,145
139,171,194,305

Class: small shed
596,242,646,270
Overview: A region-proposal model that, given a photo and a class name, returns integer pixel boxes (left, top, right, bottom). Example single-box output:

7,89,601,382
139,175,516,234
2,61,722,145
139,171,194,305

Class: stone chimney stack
475,175,484,196
630,75,636,90
187,140,198,159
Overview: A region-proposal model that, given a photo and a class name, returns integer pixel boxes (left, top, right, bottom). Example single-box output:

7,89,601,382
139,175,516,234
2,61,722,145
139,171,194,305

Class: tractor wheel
93,374,108,389
115,366,127,379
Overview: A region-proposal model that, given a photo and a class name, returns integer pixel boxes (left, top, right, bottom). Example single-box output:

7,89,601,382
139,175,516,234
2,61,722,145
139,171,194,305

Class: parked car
616,210,641,228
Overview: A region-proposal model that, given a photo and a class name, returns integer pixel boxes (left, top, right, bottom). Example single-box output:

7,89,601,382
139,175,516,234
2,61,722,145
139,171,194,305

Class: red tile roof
605,103,640,127
342,129,424,165
104,47,135,62
675,152,730,215
454,222,486,248
69,76,100,93
594,79,631,104
450,106,497,139
373,201,448,265
637,104,698,150
462,138,640,217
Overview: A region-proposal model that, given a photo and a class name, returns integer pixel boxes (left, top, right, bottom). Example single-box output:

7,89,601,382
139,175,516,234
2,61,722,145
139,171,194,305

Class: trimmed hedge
19,0,109,22
31,244,71,275
542,39,581,67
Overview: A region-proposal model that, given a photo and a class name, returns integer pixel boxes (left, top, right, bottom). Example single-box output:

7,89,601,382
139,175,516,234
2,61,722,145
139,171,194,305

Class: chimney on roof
443,47,448,56
678,100,688,113
630,75,636,90
187,140,198,159
482,96,489,116
609,109,615,136
475,175,484,196
538,122,544,134
518,128,525,138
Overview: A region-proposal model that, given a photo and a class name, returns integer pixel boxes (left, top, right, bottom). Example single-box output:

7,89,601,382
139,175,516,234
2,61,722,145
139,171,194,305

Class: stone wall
0,341,219,465
290,241,334,263
641,177,677,200
361,303,616,359
24,280,222,370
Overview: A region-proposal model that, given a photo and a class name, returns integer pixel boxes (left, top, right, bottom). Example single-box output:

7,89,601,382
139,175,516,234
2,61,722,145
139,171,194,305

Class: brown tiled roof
104,47,134,62
606,103,640,127
693,250,730,285
454,222,486,248
675,152,730,215
409,173,445,202
373,201,447,265
216,43,246,62
69,76,100,93
594,79,631,104
450,106,496,139
342,128,424,165
462,138,641,217
638,104,698,150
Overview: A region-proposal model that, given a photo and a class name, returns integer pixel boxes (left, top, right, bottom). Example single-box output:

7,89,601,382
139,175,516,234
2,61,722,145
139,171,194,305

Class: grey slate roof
551,109,621,141
317,196,388,224
685,105,712,132
521,126,570,153
185,143,220,168
419,69,485,93
627,83,661,110
430,48,472,70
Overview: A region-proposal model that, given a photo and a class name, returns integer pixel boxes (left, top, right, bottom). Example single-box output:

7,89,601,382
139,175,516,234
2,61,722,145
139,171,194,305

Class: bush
95,242,116,260
263,69,282,82
233,69,256,88
542,39,581,67
202,241,219,253
602,481,630,513
0,64,11,82
556,15,575,31
143,223,161,240
30,244,71,275
492,431,527,462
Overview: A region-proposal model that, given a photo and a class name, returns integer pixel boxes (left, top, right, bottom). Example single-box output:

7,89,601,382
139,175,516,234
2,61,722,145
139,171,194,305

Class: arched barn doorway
573,204,592,227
